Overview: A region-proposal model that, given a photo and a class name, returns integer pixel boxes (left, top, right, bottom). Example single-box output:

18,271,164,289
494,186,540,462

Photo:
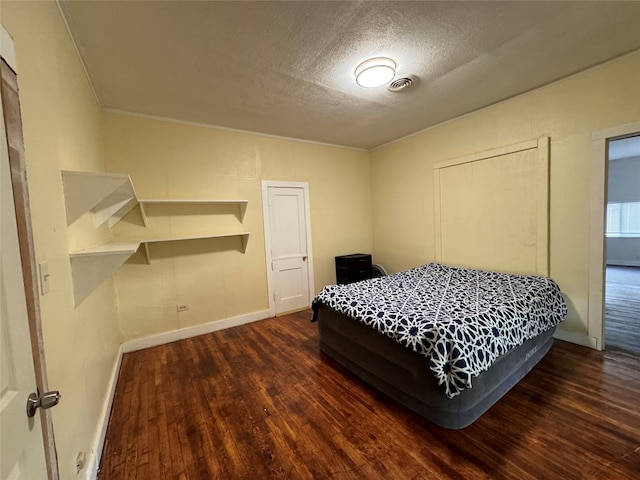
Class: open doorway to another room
604,135,640,356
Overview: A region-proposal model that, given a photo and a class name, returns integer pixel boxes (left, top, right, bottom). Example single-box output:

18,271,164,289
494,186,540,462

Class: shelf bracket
70,243,140,306
62,171,138,227
239,201,248,223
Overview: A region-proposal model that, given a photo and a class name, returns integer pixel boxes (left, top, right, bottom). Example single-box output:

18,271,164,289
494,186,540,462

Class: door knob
26,390,61,418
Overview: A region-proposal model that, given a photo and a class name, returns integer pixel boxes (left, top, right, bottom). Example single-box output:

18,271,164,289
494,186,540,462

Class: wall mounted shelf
69,241,141,258
70,242,141,306
63,170,250,306
68,232,250,306
138,199,248,225
139,232,250,263
61,170,138,227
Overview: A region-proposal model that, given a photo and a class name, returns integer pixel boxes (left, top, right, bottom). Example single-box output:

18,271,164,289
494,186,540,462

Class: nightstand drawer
335,253,372,284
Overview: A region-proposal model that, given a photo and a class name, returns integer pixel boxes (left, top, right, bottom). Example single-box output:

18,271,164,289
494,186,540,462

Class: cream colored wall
6,1,634,473
1,1,122,478
102,113,372,341
2,2,371,471
371,51,640,337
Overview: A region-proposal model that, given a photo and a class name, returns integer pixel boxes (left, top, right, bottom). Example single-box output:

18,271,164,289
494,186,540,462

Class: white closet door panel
435,138,549,276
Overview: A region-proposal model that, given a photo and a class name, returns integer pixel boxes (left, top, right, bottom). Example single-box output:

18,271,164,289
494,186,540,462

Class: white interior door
267,185,311,315
0,80,48,480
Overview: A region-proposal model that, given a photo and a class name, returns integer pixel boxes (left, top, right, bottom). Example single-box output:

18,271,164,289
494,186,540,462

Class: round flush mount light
354,57,396,88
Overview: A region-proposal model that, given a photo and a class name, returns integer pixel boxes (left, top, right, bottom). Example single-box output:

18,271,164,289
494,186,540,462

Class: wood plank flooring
98,310,640,480
605,266,640,356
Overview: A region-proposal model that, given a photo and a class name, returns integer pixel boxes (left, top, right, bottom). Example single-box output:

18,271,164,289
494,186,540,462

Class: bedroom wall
1,2,123,479
370,50,640,339
606,155,640,266
102,112,372,341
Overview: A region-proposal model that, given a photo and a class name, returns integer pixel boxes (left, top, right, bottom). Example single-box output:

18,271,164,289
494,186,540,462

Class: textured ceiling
59,1,640,150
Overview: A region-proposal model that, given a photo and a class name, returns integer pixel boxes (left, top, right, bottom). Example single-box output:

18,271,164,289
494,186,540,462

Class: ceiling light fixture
354,57,396,88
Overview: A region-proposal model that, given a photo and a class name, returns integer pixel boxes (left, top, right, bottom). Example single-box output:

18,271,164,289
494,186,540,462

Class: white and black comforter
312,262,567,398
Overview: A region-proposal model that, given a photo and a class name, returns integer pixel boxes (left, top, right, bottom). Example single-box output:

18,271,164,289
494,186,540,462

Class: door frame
589,120,640,350
1,24,59,479
261,180,315,316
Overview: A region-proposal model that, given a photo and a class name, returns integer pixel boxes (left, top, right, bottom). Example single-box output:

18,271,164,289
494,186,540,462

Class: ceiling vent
387,75,417,92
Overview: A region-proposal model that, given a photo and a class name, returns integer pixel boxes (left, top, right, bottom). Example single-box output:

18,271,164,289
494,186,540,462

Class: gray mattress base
316,304,556,429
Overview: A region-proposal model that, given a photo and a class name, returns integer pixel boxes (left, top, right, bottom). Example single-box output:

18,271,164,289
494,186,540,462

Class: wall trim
373,50,640,152
432,138,539,170
86,345,124,480
88,309,272,478
553,328,598,349
122,309,272,353
55,1,102,107
102,108,367,152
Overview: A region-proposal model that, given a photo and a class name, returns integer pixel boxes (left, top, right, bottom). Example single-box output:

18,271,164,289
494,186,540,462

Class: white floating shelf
70,242,141,306
138,199,248,224
62,171,139,228
139,232,250,263
63,170,250,306
69,233,249,305
69,241,141,258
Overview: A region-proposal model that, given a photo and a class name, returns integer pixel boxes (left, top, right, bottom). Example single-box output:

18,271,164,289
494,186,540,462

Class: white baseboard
122,309,272,353
553,328,599,349
86,309,271,478
86,344,124,480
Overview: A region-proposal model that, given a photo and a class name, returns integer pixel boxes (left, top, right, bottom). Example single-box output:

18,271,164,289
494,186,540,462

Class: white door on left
0,59,49,480
267,186,311,315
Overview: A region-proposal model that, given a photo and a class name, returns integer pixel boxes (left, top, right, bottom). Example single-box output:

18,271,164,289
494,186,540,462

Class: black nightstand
335,253,372,284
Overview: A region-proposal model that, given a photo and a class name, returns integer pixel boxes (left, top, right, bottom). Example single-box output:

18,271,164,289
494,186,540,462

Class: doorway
603,135,640,356
262,181,315,316
589,122,640,352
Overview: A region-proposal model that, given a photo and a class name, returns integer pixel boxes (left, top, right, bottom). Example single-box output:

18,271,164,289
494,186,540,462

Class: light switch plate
39,262,50,295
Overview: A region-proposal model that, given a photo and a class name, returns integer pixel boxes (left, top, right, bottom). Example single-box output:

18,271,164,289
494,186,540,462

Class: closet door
265,184,313,315
434,138,549,275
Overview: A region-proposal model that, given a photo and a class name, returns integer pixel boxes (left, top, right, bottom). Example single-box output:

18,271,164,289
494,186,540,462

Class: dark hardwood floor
605,266,640,356
99,310,640,480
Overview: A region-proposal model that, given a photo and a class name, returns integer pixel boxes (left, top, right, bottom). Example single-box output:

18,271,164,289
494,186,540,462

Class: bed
311,262,567,429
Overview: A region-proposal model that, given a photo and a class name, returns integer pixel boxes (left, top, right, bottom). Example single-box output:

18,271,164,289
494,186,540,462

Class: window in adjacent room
606,201,640,237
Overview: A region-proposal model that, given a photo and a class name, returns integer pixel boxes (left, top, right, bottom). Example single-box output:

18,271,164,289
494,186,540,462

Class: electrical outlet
177,304,189,312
